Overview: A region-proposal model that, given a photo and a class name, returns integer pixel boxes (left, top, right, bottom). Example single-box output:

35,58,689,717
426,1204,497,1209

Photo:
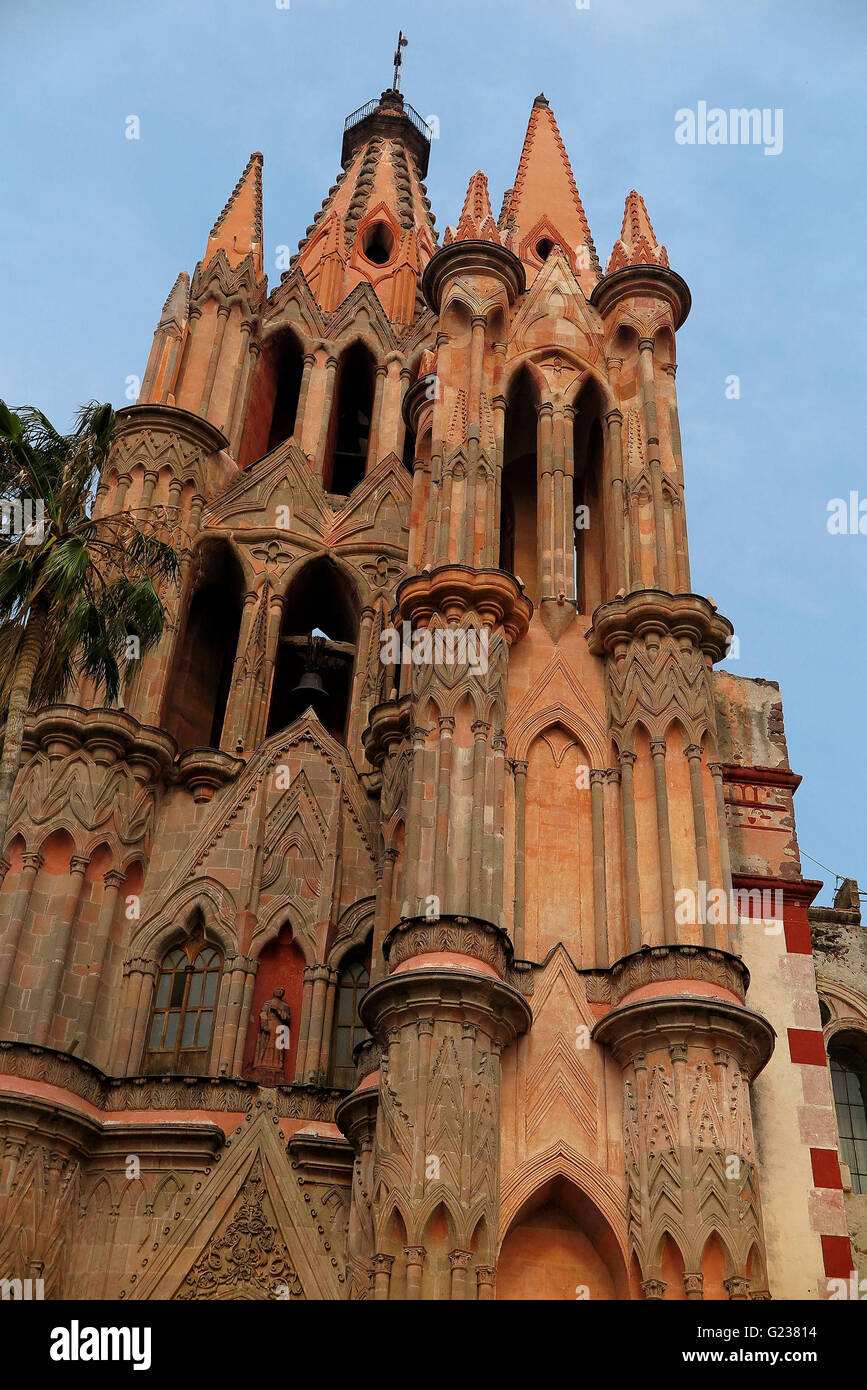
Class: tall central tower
0,84,854,1303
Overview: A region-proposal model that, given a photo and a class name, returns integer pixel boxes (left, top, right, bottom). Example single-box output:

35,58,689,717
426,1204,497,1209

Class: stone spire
606,190,669,273
203,151,264,276
157,270,191,329
290,88,438,322
500,94,600,290
443,170,503,245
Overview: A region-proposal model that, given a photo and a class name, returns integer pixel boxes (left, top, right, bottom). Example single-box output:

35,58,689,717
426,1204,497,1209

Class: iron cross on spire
392,30,408,91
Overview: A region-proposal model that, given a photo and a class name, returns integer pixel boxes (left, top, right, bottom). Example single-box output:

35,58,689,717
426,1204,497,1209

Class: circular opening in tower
535,236,555,262
361,222,395,266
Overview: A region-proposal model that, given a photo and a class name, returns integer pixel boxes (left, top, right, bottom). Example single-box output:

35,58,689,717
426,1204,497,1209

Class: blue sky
1,0,864,902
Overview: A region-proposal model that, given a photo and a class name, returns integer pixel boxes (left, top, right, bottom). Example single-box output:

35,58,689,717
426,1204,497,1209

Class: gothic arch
323,339,377,495
510,702,606,768
500,364,540,596
34,826,76,869
266,553,360,743
250,896,316,961
132,878,238,962
699,1229,738,1300
415,1195,460,1255
497,1169,629,1300
241,322,306,466
326,897,376,970
278,548,366,616
499,1142,627,1255
164,535,246,753
500,352,548,404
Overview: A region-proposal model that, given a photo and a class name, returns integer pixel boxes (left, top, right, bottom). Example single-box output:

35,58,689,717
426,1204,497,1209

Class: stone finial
606,189,670,274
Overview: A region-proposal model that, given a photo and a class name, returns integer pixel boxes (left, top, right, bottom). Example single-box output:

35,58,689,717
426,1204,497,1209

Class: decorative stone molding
422,240,526,312
109,403,234,502
175,747,246,803
395,565,533,644
593,990,774,1292
352,1037,381,1086
0,1042,344,1119
593,994,774,1079
590,262,691,329
586,590,732,752
383,914,515,979
21,705,176,776
607,944,749,1007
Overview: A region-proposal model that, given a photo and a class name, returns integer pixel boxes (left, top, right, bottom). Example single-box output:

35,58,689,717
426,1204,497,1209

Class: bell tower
0,65,852,1304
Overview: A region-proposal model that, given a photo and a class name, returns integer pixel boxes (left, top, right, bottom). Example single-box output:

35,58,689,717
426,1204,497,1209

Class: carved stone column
336,1049,380,1299
357,916,530,1300
594,945,774,1300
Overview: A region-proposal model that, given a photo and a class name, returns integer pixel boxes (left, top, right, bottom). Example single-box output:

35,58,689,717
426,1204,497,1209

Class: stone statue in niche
253,986,292,1079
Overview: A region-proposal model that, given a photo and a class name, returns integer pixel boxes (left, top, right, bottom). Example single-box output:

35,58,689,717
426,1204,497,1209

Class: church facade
1,85,865,1301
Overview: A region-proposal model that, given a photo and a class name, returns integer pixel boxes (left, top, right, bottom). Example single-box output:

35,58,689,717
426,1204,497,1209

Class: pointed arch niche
266,556,359,743
240,326,305,468
242,923,306,1084
497,1177,628,1300
164,538,244,753
323,341,376,495
523,722,595,964
499,365,539,600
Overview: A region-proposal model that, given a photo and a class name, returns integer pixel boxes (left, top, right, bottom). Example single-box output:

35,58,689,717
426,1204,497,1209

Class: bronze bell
289,666,328,714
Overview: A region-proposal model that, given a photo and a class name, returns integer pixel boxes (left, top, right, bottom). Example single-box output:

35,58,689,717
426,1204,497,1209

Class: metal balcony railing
344,98,432,142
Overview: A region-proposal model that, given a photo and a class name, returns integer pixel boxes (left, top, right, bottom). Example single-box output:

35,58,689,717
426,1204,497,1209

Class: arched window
144,927,223,1075
324,342,376,495
164,539,244,752
830,1043,867,1193
331,955,370,1089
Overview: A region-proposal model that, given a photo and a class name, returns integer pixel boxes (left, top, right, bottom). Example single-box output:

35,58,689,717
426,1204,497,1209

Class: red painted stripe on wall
821,1234,854,1278
788,1028,828,1066
810,1148,843,1190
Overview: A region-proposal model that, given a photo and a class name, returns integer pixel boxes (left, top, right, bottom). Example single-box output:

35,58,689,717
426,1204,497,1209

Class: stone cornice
422,239,526,313
383,913,516,978
20,705,177,779
113,403,229,457
592,994,775,1079
591,262,692,329
361,966,532,1046
586,588,733,662
396,564,533,643
605,943,750,1007
0,1041,346,1119
362,694,413,770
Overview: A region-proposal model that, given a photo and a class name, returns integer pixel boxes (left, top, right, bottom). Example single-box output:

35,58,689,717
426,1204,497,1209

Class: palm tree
0,399,183,855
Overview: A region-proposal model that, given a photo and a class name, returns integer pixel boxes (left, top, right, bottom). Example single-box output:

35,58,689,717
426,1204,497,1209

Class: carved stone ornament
176,1158,303,1300
383,914,513,978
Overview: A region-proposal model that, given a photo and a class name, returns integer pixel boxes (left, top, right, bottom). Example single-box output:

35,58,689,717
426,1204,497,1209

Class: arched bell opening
496,1176,628,1300
266,557,359,743
164,538,245,753
324,341,376,495
239,326,305,468
572,376,605,614
499,366,539,600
